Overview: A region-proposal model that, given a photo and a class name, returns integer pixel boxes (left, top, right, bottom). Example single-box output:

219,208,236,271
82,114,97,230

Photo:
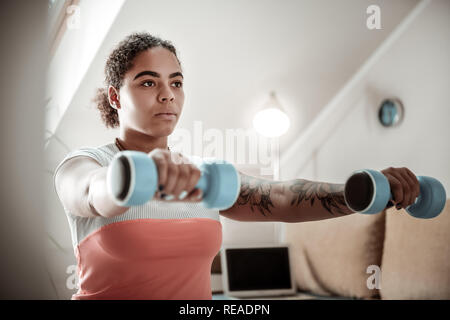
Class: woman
53,32,420,300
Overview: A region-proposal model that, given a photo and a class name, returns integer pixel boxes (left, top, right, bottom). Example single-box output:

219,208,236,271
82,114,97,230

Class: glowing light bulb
253,107,290,138
253,92,290,137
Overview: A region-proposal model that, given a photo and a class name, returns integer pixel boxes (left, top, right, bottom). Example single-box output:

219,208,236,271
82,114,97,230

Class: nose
158,84,175,103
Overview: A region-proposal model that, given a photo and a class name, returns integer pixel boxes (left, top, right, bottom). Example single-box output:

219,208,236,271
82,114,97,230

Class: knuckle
170,152,185,164
152,155,167,167
155,157,167,168
171,156,181,165
150,148,167,157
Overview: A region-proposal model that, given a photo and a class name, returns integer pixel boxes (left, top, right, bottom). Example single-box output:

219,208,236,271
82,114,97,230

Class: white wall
312,0,449,192
0,0,54,299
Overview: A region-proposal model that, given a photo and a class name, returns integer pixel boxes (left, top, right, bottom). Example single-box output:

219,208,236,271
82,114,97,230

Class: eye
142,80,155,87
172,81,183,88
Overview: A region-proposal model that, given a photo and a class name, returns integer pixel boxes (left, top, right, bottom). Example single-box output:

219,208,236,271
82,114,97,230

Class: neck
117,129,168,153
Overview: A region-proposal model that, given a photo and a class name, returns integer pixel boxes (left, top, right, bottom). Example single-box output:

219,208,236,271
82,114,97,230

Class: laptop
220,243,310,299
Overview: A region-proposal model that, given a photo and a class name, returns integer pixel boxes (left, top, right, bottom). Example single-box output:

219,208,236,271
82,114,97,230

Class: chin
149,125,175,137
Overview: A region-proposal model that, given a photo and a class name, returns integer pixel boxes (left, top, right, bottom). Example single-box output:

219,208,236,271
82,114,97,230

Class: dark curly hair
93,32,181,128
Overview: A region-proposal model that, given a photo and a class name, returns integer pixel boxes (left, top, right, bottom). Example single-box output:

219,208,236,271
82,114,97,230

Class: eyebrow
133,70,184,81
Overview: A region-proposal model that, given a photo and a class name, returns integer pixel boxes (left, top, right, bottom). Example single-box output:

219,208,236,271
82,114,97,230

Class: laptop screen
225,247,292,291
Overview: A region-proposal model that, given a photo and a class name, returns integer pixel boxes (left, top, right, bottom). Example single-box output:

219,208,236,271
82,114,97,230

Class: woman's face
117,47,184,137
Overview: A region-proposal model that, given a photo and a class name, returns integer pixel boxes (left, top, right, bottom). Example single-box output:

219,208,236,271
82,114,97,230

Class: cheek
122,87,143,109
130,90,158,113
177,91,185,108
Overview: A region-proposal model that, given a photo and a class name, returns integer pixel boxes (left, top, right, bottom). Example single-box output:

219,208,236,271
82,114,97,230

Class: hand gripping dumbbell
344,169,446,219
106,150,241,210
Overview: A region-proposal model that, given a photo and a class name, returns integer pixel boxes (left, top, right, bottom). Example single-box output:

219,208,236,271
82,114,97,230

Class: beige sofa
283,199,450,299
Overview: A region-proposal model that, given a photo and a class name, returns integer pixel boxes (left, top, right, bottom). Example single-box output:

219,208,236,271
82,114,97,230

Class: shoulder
66,143,117,165
53,142,117,182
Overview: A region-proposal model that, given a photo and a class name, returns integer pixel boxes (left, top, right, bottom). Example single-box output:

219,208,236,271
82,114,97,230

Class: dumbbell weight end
107,151,158,207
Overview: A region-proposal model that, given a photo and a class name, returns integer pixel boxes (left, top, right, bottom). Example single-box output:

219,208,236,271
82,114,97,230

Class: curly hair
93,32,181,128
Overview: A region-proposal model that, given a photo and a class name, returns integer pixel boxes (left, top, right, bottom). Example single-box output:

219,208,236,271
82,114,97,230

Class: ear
108,85,120,109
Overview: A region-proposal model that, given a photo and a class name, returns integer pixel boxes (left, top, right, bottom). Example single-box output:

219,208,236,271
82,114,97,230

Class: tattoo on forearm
236,174,350,218
289,180,348,216
237,175,282,217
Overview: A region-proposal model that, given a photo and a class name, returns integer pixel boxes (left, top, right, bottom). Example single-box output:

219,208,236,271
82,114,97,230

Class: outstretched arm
219,172,355,223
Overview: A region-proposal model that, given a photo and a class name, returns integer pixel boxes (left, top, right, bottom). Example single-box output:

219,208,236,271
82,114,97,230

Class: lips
154,113,176,120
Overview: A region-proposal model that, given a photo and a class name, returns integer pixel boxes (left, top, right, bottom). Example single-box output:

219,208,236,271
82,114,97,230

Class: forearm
88,167,130,218
223,174,356,223
277,178,355,223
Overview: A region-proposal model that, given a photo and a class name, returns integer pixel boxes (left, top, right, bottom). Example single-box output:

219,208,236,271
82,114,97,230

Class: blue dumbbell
106,150,240,210
344,169,446,219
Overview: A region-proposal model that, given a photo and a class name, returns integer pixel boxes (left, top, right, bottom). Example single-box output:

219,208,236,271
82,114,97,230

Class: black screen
225,247,292,291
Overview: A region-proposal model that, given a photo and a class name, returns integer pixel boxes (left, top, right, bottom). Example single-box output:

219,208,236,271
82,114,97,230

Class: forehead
129,47,180,76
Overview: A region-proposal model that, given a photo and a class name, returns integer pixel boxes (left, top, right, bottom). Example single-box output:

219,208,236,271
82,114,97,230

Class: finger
150,151,170,193
392,168,411,208
404,168,421,202
384,173,404,208
390,171,411,208
170,151,186,165
172,164,191,199
183,165,202,198
163,161,180,198
398,168,417,207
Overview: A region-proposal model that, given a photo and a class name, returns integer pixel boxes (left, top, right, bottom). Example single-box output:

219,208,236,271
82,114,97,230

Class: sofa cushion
380,200,450,299
283,212,385,299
